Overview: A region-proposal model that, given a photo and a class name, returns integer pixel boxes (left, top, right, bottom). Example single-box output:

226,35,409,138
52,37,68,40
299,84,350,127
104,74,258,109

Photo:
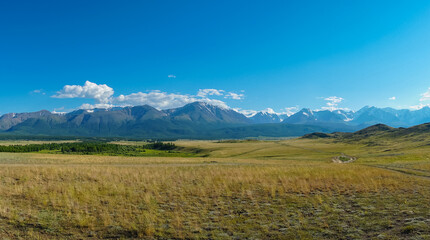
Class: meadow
0,138,428,239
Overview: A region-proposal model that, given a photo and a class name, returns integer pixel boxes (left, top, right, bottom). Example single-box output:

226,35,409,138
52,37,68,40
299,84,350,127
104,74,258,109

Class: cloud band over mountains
53,81,243,110
51,80,430,116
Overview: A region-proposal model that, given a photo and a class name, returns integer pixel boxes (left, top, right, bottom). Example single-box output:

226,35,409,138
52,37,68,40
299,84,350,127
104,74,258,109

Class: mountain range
251,106,430,128
1,102,430,139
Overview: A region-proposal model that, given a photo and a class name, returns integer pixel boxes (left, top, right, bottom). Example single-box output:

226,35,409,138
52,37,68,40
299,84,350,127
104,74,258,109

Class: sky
2,0,430,115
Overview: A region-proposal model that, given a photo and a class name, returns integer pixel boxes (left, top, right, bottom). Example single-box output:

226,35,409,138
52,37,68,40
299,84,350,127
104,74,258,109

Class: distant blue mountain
1,102,430,139
281,106,430,127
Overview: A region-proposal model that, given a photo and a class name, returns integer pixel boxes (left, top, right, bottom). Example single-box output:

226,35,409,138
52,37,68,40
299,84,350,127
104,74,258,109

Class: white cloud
321,96,344,111
51,107,66,115
32,89,46,95
225,92,244,100
409,88,430,109
197,89,244,100
116,91,196,109
168,74,176,78
325,96,343,105
115,90,229,109
52,111,66,115
410,103,430,110
408,87,430,110
420,88,430,101
79,103,115,110
389,96,396,101
52,81,243,110
282,107,298,116
53,81,114,104
197,89,225,98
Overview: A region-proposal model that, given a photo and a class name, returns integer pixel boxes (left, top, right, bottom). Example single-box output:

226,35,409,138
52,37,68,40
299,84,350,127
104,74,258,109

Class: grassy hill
303,122,430,143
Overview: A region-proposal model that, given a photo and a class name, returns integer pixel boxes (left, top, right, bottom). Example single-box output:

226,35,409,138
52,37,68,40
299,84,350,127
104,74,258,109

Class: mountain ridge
2,102,430,139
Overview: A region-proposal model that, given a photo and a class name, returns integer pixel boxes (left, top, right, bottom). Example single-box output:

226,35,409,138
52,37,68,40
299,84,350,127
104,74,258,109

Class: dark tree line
144,142,176,150
0,142,177,154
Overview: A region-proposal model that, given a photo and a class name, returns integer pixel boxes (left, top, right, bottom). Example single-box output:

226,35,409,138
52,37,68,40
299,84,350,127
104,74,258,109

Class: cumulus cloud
407,87,430,110
53,81,114,104
225,92,244,100
79,103,115,110
420,88,430,101
197,89,225,98
115,90,229,109
282,107,298,116
325,96,343,106
197,89,244,100
321,96,345,111
409,88,430,109
31,89,46,95
410,103,430,110
53,81,244,110
116,91,196,109
52,107,66,115
168,74,176,78
389,96,396,101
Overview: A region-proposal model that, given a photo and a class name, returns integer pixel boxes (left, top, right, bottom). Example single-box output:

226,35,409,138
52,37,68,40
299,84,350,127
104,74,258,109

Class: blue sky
2,1,430,115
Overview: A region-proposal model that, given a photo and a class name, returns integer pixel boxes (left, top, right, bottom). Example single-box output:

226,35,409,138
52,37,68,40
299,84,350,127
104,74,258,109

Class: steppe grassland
0,139,428,239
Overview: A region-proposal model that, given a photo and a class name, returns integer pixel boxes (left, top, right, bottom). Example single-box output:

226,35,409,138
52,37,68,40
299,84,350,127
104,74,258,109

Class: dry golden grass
0,138,429,239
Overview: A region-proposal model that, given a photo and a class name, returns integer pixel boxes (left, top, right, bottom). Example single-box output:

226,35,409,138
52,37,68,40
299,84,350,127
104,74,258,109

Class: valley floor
0,139,429,239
